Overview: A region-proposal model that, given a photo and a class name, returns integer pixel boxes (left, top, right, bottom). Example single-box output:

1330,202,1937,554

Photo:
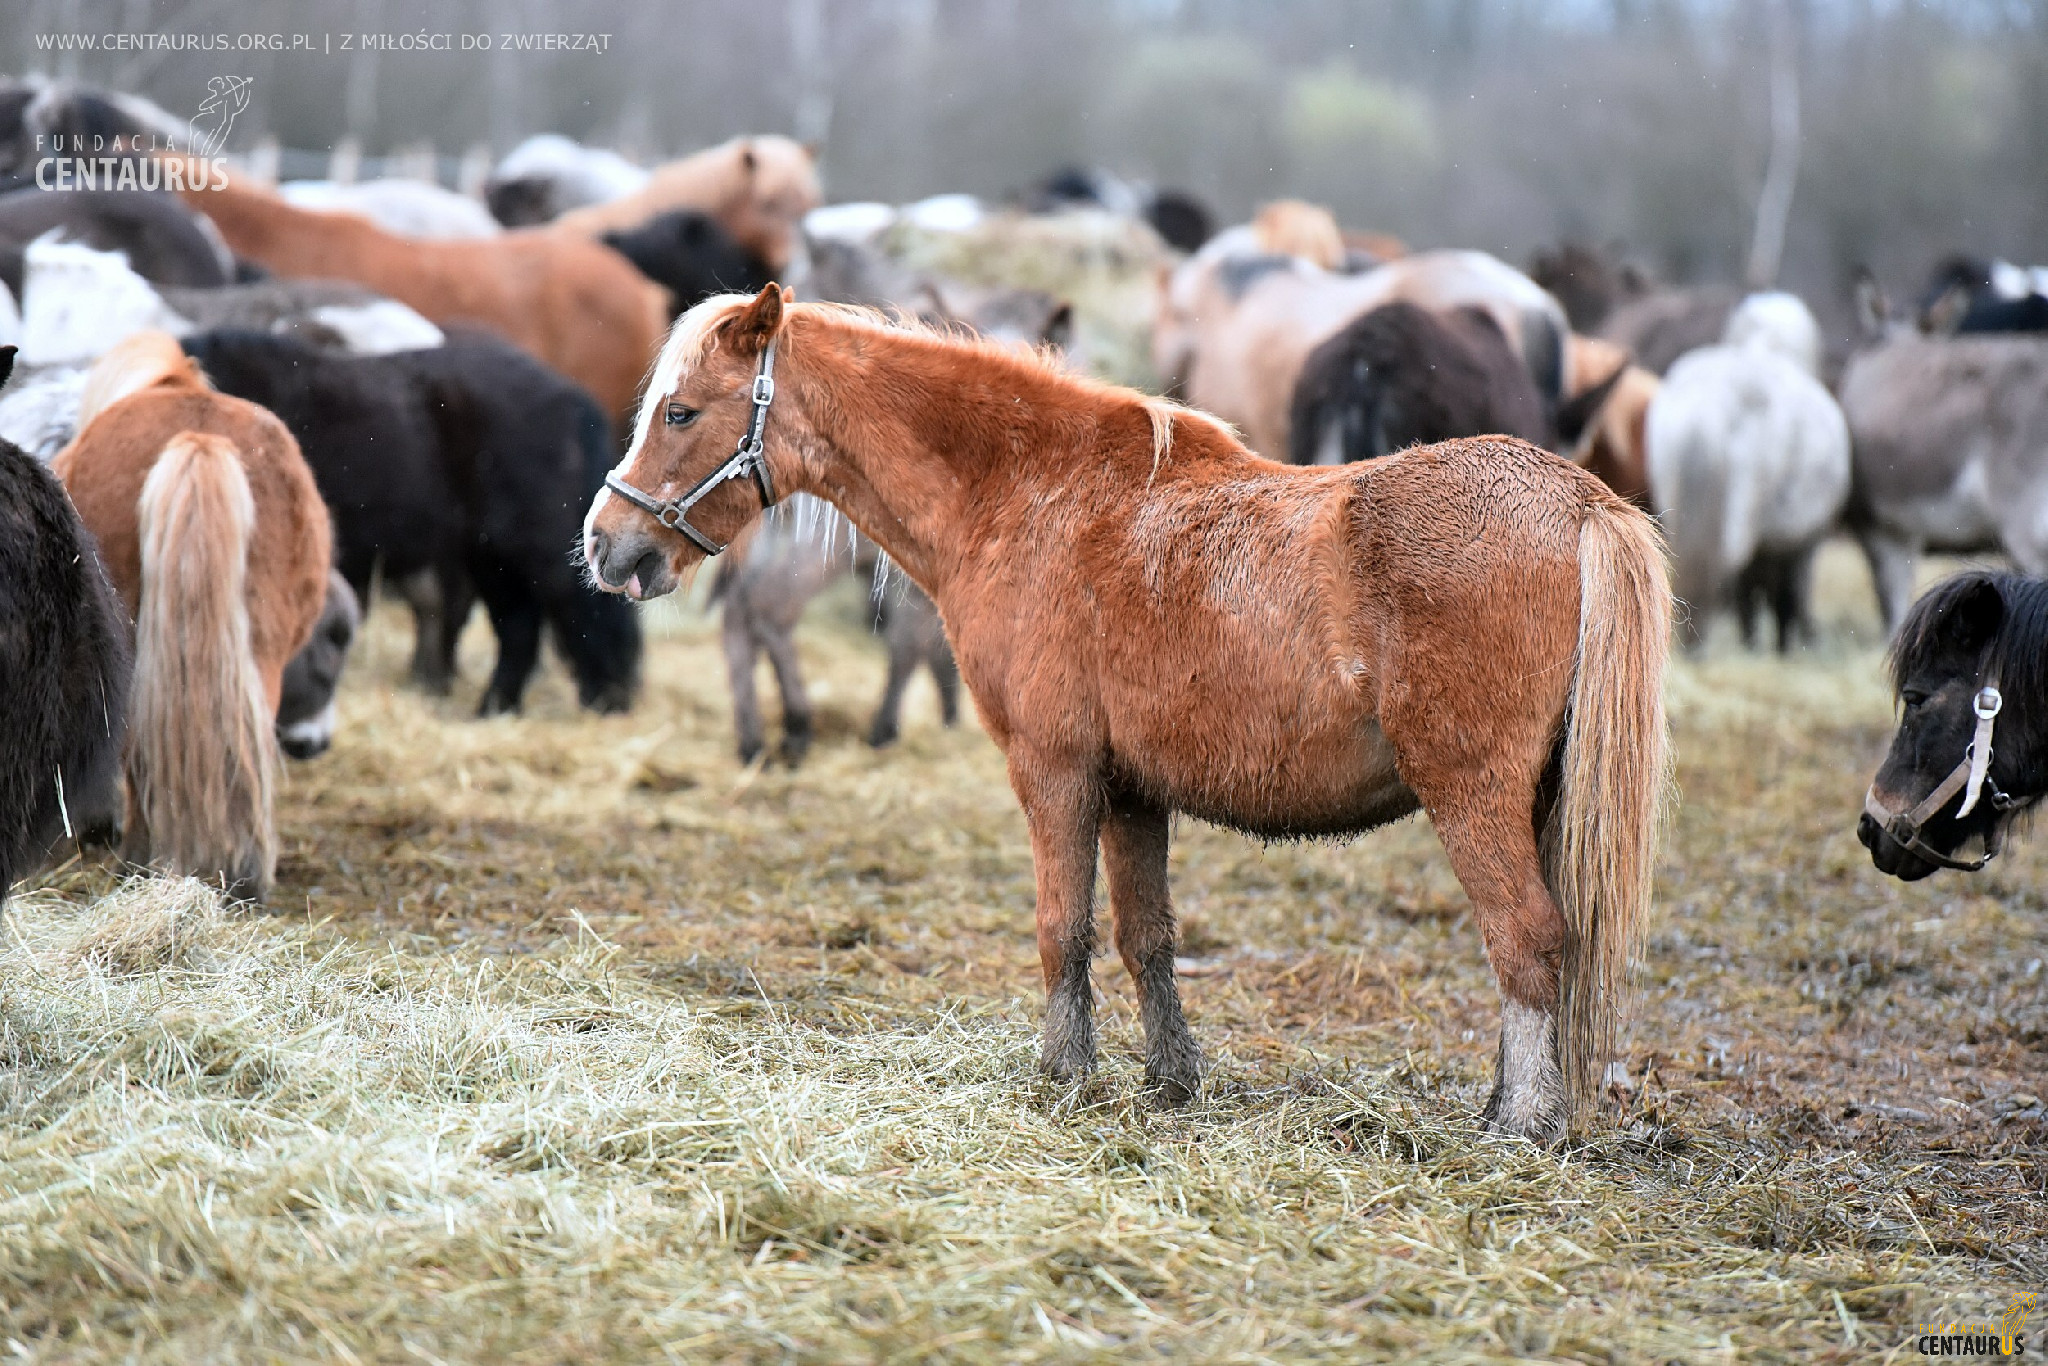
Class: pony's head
584,284,794,600
717,136,822,274
1860,572,2046,880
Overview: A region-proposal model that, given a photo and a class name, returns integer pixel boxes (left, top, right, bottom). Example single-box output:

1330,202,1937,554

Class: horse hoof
867,725,898,749
1144,1071,1198,1109
1479,1088,1565,1146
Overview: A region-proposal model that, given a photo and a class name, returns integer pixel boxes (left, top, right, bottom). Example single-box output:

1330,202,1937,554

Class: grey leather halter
1862,681,2019,871
604,338,779,557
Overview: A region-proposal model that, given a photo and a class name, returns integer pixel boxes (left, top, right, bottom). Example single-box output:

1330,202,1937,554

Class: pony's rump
129,430,277,900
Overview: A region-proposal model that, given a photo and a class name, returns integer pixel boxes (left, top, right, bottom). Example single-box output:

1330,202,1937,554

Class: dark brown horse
585,288,1670,1143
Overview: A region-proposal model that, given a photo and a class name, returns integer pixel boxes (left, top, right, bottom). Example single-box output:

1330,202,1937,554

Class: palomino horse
549,135,822,277
173,167,666,425
55,332,330,902
1563,336,1657,507
585,288,1671,1143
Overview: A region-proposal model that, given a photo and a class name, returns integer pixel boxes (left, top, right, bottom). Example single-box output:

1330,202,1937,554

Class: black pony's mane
1889,569,2048,707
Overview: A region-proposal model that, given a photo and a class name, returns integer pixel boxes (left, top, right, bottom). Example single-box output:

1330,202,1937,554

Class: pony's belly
1112,707,1419,838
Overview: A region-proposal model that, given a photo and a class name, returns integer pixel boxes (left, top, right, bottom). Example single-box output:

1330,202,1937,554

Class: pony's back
128,431,276,899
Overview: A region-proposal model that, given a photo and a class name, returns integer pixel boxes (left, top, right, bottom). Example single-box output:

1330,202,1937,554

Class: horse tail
129,432,277,901
1544,492,1671,1122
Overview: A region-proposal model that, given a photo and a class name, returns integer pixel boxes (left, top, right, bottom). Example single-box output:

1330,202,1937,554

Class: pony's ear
1940,578,2005,656
0,344,15,392
724,284,784,355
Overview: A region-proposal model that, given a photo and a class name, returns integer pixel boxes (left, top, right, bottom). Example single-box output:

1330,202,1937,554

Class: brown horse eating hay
55,332,331,902
585,287,1671,1143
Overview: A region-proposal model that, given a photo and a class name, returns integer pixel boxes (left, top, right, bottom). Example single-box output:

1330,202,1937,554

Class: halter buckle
752,374,775,405
1974,686,2002,721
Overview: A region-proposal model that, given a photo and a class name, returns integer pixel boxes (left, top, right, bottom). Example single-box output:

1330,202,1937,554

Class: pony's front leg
1012,758,1103,1085
1103,796,1202,1105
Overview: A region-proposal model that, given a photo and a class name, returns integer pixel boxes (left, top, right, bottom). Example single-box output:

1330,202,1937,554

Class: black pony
1917,255,2048,335
1288,301,1609,466
183,329,641,716
0,346,132,904
601,211,772,319
1859,571,2046,880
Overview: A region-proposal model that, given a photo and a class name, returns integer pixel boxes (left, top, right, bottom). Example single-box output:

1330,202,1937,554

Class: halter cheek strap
605,338,779,557
1863,682,2017,872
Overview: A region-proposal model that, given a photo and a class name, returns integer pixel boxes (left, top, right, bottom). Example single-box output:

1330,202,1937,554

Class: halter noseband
604,338,780,557
1862,681,2021,872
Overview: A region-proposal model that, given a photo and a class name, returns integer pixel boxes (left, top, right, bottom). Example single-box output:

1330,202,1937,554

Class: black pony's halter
1863,680,2022,872
604,338,779,557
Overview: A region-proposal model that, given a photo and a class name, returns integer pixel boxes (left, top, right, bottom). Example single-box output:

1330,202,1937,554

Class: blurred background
5,0,2043,334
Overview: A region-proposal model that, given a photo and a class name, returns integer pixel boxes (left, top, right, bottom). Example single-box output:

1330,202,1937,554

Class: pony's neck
775,313,1141,598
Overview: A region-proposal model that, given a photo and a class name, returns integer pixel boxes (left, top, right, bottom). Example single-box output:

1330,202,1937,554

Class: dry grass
3,541,2045,1363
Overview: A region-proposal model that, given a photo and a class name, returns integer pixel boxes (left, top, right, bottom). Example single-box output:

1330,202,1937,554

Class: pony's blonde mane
634,294,1234,475
75,329,207,431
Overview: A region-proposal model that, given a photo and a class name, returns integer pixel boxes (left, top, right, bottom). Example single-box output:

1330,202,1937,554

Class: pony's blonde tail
1547,494,1672,1121
128,432,277,901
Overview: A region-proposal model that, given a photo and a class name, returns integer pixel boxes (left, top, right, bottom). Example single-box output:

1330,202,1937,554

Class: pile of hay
0,544,2041,1359
880,208,1176,389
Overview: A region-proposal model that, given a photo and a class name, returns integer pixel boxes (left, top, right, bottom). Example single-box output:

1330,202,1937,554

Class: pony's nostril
629,548,666,590
1856,814,1879,849
586,528,611,571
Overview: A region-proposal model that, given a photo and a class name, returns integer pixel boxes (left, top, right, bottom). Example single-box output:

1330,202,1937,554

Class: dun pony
586,288,1671,1143
55,332,330,901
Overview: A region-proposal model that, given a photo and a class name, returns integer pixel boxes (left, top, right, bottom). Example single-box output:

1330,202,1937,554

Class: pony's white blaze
584,293,756,558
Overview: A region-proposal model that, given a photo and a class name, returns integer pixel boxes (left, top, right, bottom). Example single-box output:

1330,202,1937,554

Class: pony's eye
665,403,700,428
1902,688,1930,709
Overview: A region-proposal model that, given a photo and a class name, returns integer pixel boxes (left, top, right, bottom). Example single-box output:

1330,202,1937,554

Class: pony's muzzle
586,525,676,600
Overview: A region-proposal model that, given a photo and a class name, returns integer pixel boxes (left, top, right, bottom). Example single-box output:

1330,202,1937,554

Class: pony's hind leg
475,575,542,717
760,618,813,766
866,617,917,748
1102,795,1201,1105
720,592,769,764
1011,756,1103,1085
1430,798,1569,1143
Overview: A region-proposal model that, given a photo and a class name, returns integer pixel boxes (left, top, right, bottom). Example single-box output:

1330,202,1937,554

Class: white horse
1646,293,1850,648
278,179,502,240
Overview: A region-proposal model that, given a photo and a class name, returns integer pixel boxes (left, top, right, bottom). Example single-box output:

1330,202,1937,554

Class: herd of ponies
0,77,2043,1143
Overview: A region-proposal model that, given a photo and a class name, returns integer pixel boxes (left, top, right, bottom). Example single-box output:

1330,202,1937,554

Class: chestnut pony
174,167,666,425
55,332,330,901
586,288,1671,1143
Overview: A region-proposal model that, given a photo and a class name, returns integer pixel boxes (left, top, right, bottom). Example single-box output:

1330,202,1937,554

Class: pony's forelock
627,292,757,457
1889,570,2048,705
